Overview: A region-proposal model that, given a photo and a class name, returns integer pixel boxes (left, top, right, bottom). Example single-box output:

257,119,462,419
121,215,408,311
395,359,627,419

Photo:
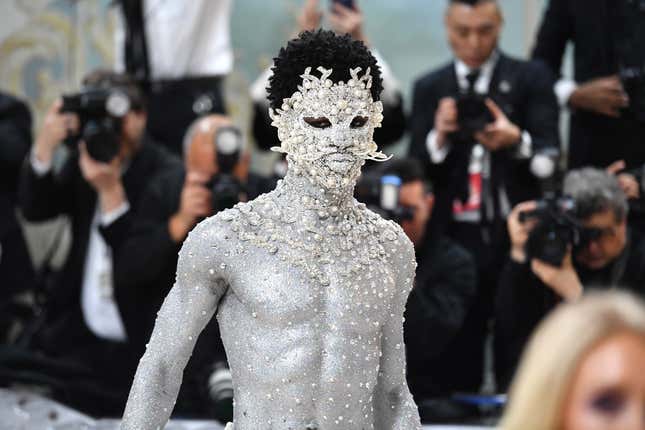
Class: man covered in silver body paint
121,30,421,430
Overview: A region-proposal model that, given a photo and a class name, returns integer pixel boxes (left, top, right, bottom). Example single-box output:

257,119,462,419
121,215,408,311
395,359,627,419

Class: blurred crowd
1,0,645,427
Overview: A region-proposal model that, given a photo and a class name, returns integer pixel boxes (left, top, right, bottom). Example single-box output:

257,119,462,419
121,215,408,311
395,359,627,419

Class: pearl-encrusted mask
269,66,390,190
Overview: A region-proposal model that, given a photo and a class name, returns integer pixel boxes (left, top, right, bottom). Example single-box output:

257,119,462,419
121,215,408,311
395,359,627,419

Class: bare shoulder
360,205,417,274
186,210,236,253
176,209,238,277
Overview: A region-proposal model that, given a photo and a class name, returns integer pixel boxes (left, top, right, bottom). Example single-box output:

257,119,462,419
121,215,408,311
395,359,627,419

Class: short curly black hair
267,30,383,110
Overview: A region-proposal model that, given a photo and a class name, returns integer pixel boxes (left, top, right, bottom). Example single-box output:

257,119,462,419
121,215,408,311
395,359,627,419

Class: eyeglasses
579,226,617,245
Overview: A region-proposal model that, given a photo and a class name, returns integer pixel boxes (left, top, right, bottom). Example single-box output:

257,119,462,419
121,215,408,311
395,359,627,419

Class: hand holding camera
78,141,126,214
569,75,629,118
509,200,583,301
298,0,323,32
34,99,80,164
298,0,365,43
329,0,365,43
530,251,583,302
434,97,459,149
508,200,538,263
473,99,522,152
169,172,213,243
607,160,640,200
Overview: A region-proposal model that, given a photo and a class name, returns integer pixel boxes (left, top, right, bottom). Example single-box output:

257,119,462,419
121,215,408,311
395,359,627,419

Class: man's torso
208,190,412,429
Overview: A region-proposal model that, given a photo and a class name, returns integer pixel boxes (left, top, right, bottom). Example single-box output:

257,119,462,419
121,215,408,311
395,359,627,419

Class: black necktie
120,0,150,88
466,69,481,94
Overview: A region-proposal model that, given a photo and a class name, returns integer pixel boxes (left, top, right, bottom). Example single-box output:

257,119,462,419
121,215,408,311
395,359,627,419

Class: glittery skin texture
121,67,421,430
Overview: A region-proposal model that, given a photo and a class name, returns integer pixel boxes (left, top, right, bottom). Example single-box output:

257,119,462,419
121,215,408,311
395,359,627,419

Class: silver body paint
121,67,421,430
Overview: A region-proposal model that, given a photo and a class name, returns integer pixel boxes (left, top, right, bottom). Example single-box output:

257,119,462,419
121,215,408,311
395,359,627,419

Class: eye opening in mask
304,117,332,129
350,116,369,129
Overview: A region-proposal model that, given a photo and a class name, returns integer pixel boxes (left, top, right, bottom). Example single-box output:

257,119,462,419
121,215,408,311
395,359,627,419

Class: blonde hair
499,291,645,430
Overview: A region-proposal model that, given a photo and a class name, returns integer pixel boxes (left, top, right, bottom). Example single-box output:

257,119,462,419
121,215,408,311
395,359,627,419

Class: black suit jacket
0,92,35,296
532,0,645,169
494,230,645,390
404,235,477,400
408,53,560,234
18,137,180,360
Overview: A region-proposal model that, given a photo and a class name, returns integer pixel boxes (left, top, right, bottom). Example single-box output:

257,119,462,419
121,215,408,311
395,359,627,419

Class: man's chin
325,158,361,175
580,256,610,270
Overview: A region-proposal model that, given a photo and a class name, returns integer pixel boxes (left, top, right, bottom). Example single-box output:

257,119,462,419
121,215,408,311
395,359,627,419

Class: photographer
408,0,560,392
114,114,272,421
369,159,477,420
532,0,645,170
14,70,179,416
495,168,645,390
0,91,36,340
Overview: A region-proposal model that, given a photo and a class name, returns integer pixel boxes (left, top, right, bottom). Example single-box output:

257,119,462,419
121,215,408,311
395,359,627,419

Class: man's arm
18,153,76,221
404,241,477,362
18,100,79,221
374,231,421,430
408,78,439,165
531,0,572,77
519,61,560,155
113,172,180,290
494,258,556,390
0,93,32,183
121,218,228,429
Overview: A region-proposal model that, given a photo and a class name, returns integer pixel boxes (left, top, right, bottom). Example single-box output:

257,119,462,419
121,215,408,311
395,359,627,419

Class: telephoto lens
207,363,234,423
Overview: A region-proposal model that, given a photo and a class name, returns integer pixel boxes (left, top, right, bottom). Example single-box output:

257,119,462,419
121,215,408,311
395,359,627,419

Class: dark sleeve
112,175,180,291
98,210,134,254
408,78,436,167
0,94,32,181
494,259,558,390
18,154,76,221
374,92,406,149
404,244,477,363
520,61,560,154
251,102,279,152
530,0,573,77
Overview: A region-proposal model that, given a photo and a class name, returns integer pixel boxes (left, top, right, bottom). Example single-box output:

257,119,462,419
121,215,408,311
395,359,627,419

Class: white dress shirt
114,0,234,79
554,78,578,108
31,151,129,341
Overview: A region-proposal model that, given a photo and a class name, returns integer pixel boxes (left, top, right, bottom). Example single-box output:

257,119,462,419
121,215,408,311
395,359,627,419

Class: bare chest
217,198,402,329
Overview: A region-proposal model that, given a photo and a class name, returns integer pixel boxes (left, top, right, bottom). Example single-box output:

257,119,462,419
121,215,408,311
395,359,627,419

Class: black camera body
453,93,495,142
60,89,131,162
355,173,414,224
520,197,581,267
208,126,247,213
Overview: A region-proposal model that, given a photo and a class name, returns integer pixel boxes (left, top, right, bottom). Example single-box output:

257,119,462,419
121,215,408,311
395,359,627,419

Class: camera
454,93,494,141
520,196,605,267
207,361,234,423
60,88,131,162
207,126,247,213
520,197,580,267
355,173,414,224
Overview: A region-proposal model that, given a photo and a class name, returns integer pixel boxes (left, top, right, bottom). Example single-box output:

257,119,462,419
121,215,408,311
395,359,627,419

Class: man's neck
455,50,499,76
278,168,357,217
